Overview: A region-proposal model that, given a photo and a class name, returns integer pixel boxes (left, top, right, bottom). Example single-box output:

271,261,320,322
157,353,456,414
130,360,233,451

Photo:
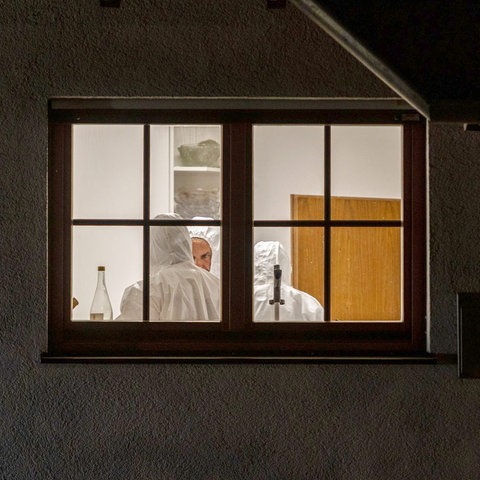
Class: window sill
40,353,444,364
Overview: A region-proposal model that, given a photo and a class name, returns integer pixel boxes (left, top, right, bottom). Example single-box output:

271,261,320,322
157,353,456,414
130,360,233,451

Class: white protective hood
254,241,324,322
187,217,221,278
150,214,193,271
117,213,220,321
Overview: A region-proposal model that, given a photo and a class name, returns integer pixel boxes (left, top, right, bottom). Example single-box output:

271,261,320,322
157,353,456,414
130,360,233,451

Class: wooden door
291,195,401,321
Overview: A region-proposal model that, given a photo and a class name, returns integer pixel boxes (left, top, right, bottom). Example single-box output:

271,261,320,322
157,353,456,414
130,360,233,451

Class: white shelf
174,166,221,173
169,126,222,214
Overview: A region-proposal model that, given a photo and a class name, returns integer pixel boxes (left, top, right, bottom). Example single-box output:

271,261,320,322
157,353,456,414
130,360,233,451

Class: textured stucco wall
429,124,480,352
2,1,480,479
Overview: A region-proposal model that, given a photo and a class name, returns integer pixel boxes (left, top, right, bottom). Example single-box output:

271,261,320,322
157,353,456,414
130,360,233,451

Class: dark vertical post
221,125,231,330
324,125,331,322
48,123,72,351
143,125,150,321
409,121,427,348
228,123,252,331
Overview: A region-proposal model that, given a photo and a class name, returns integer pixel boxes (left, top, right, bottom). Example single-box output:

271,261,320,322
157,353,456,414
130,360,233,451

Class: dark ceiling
292,0,480,122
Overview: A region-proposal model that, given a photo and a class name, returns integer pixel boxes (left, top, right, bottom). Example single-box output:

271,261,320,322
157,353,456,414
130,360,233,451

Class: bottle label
90,313,104,320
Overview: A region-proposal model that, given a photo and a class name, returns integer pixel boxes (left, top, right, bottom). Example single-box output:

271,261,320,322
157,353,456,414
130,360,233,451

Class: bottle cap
98,266,105,271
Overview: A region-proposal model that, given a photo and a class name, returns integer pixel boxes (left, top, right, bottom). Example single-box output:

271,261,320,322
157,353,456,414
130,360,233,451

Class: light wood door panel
291,195,401,321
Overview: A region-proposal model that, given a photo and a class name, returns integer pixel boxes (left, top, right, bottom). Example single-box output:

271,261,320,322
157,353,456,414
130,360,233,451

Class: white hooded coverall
117,214,220,321
254,241,324,322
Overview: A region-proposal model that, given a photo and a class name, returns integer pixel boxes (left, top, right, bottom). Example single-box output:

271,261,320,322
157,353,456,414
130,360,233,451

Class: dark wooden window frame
44,99,427,361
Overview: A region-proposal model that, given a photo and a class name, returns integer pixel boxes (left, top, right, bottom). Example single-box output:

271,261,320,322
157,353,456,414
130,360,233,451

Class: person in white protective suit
117,213,220,321
188,218,221,277
254,241,324,322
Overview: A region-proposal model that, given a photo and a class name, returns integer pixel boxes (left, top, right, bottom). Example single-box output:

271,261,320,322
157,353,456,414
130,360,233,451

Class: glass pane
146,224,221,322
72,226,143,321
150,125,222,220
253,227,324,322
72,125,143,219
331,126,402,220
150,125,171,216
331,227,402,321
254,125,324,220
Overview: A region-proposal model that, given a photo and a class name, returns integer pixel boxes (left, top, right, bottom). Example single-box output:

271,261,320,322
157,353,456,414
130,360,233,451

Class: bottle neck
97,270,106,287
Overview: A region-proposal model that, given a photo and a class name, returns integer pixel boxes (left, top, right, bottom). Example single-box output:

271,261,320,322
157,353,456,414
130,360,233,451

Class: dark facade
2,2,480,478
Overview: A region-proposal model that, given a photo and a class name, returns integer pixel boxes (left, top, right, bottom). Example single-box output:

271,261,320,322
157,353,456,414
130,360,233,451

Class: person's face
192,238,212,272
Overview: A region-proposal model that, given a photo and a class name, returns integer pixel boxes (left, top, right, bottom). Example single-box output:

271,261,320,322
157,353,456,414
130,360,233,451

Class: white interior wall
331,125,402,198
72,125,144,219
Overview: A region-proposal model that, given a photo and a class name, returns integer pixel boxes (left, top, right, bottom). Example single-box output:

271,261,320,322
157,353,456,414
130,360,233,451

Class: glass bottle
90,266,113,320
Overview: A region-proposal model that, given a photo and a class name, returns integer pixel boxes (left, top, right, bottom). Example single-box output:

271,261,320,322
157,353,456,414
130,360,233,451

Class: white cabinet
169,126,221,219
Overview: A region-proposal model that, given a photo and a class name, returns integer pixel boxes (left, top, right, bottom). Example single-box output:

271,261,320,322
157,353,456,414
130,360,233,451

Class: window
46,99,426,359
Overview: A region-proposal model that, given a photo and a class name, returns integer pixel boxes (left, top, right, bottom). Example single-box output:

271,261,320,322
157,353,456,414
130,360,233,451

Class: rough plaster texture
429,124,480,352
1,1,480,479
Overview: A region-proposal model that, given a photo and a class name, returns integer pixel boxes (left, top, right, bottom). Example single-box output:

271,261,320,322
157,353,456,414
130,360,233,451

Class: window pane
150,125,171,216
331,126,402,220
150,125,222,220
72,125,143,219
146,224,221,322
331,227,402,321
253,125,324,220
72,226,143,321
253,227,324,322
